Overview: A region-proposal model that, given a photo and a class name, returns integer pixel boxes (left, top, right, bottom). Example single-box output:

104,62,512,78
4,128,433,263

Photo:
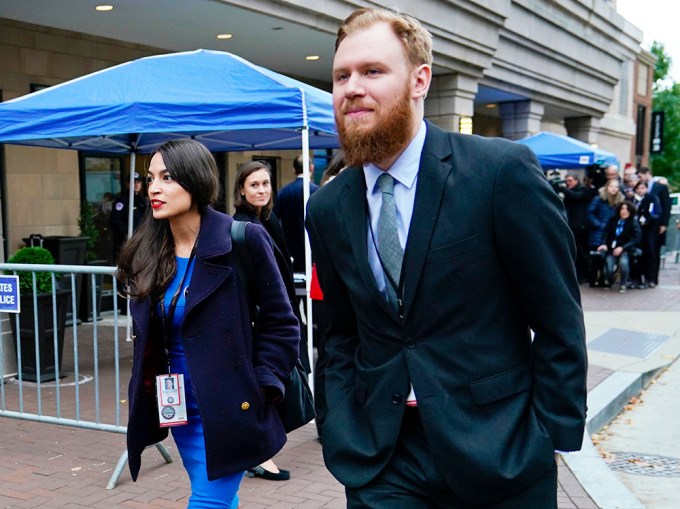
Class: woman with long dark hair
233,160,307,481
596,200,641,293
117,139,299,507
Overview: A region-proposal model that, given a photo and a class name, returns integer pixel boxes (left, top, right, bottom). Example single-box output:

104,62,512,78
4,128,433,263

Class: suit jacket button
241,402,250,410
391,394,402,405
405,338,416,349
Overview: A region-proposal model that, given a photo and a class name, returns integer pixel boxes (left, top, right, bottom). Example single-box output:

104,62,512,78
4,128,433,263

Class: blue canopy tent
0,50,336,427
0,49,336,152
516,131,619,170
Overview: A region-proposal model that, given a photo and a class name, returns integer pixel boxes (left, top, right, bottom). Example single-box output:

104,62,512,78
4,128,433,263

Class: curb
562,365,669,509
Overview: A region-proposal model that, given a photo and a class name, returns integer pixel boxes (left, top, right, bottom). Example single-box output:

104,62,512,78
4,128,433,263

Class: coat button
241,402,250,410
391,394,402,405
405,338,416,348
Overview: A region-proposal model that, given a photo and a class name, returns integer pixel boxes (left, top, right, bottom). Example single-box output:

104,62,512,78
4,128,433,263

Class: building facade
0,0,652,260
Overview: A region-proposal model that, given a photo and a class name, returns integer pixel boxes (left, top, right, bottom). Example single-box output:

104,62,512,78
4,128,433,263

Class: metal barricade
0,262,171,489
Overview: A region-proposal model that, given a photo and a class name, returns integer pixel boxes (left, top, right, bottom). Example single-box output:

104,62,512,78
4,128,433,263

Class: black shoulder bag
230,220,315,433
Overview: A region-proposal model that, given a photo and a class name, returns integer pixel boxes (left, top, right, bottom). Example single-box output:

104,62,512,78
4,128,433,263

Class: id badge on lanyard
156,241,197,428
156,373,188,427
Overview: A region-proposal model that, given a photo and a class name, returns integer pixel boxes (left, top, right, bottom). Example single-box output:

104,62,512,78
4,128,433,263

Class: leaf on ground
628,458,653,468
598,448,617,462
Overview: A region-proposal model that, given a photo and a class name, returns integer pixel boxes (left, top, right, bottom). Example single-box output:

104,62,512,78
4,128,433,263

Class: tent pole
124,152,136,342
301,128,314,395
127,152,136,240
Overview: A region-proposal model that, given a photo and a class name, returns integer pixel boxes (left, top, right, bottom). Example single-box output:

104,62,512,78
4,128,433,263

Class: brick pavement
1,260,678,508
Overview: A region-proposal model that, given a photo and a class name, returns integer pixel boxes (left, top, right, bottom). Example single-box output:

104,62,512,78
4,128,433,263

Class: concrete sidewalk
1,262,679,508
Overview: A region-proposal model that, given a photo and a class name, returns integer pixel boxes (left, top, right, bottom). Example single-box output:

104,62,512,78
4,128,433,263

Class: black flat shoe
246,465,291,481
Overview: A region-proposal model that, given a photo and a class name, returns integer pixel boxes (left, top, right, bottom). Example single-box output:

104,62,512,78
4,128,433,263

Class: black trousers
649,231,665,284
312,299,328,438
346,408,557,509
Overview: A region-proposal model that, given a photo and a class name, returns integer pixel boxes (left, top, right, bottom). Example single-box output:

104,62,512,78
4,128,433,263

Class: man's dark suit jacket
305,122,588,504
274,177,319,272
648,180,673,244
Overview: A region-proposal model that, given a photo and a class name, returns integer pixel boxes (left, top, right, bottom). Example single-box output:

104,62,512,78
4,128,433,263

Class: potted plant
6,246,69,382
78,200,99,262
78,201,105,322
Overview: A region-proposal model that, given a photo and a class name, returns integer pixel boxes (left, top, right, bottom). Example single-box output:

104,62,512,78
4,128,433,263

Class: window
635,105,646,156
79,154,125,264
619,61,630,116
637,64,649,97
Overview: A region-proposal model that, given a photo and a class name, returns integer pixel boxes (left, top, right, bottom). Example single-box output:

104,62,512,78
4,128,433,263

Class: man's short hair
634,180,647,191
293,155,304,175
565,172,579,181
637,166,652,176
335,8,433,69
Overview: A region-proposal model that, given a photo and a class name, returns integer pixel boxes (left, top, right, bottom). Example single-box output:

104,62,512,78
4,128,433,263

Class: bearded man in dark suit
305,7,587,509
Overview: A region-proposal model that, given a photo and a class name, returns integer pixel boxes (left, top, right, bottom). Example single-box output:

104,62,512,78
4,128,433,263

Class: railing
0,263,171,489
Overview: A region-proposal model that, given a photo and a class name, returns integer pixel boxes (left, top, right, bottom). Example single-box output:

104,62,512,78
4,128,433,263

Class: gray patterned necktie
376,172,403,310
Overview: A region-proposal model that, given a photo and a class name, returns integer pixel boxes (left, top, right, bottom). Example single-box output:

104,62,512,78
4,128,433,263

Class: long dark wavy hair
116,139,219,300
233,160,273,220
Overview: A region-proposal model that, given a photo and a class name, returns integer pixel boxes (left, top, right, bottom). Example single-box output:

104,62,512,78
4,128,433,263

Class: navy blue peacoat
126,207,299,482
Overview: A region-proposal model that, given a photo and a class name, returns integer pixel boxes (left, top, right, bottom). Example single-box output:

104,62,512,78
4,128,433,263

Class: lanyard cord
159,237,198,372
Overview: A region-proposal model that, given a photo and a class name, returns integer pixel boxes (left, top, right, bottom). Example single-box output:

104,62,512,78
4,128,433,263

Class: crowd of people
555,163,673,293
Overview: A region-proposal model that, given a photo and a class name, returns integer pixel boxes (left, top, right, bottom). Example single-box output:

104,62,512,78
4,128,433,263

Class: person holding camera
558,172,595,283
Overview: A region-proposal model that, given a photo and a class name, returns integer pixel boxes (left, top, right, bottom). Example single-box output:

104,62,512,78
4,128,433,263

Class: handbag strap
230,220,257,316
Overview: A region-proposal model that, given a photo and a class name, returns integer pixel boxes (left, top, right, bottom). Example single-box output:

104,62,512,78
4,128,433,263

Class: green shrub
6,247,56,294
78,201,99,262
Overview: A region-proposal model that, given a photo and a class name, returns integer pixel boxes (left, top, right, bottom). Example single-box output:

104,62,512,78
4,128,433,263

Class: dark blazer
126,207,299,482
648,180,673,245
561,183,595,234
602,216,641,252
633,193,661,232
274,177,319,272
110,192,148,257
233,211,296,306
648,180,672,228
306,122,587,504
233,210,310,372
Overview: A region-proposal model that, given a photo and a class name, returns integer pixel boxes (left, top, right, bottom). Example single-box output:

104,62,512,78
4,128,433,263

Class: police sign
0,275,21,313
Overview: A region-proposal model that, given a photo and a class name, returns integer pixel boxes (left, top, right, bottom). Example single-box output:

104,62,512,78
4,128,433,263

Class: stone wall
0,17,163,257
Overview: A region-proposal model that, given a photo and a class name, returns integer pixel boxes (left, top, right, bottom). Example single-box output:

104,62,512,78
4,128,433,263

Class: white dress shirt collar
364,120,427,193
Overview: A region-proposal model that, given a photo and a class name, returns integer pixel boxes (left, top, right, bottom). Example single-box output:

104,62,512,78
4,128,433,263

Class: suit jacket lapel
402,123,454,317
340,168,397,317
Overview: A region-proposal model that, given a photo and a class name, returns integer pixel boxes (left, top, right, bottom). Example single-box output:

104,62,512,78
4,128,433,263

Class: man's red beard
335,85,414,168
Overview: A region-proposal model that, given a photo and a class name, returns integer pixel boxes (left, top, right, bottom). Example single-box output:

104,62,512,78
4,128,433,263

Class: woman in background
597,200,641,293
234,160,307,481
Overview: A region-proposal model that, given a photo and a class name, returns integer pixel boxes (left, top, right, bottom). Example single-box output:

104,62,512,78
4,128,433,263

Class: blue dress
163,256,244,509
